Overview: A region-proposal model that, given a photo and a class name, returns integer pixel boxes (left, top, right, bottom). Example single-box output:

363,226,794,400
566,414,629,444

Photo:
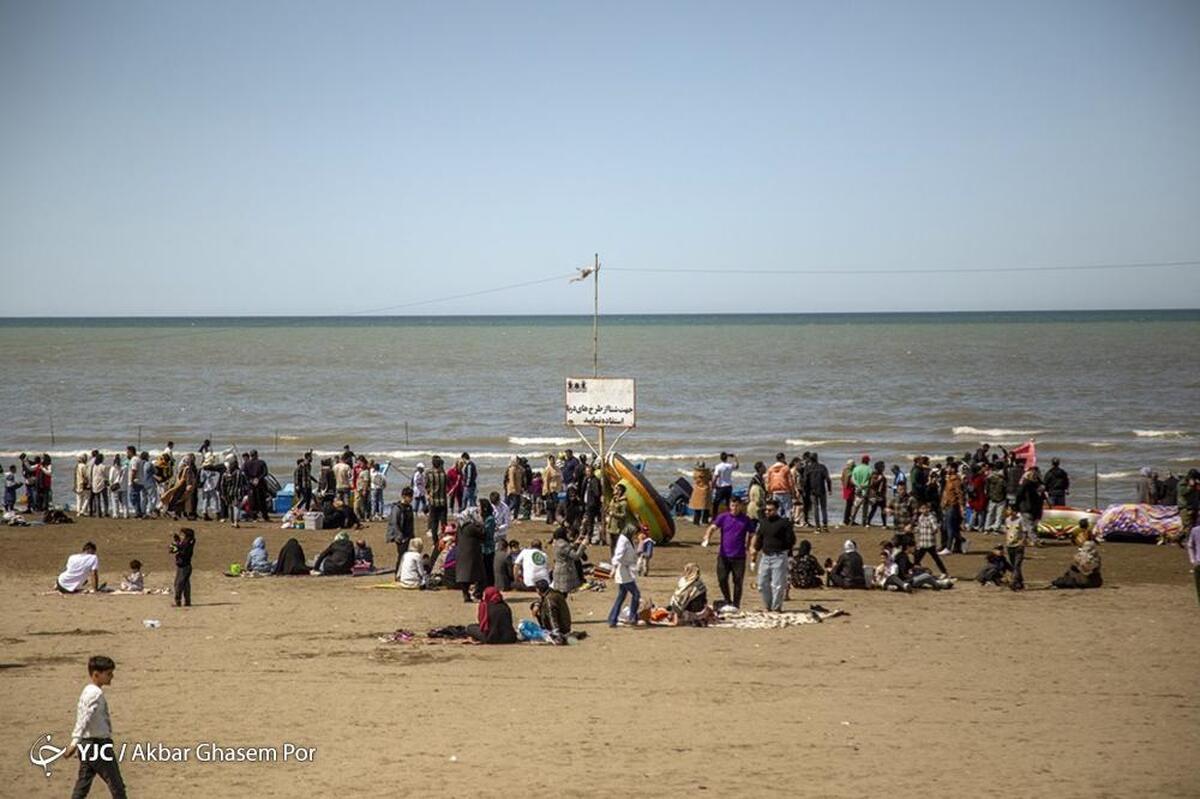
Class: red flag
1011,440,1037,468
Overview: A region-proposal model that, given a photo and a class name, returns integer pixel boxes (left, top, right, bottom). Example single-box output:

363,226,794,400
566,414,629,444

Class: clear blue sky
2,0,1198,315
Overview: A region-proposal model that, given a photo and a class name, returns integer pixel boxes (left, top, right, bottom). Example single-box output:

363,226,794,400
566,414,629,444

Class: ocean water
1,311,1196,507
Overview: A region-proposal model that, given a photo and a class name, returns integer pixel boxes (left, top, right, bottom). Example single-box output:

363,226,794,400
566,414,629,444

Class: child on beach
120,560,144,592
529,471,544,517
977,544,1012,586
370,463,387,521
635,529,654,576
169,528,195,607
3,464,18,511
353,538,375,573
66,655,126,798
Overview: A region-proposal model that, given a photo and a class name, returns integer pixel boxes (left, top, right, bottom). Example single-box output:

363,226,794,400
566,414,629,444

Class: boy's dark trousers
71,738,127,799
174,564,192,606
1006,546,1025,589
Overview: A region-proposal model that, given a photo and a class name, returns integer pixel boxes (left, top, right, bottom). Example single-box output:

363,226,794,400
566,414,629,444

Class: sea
1,311,1196,508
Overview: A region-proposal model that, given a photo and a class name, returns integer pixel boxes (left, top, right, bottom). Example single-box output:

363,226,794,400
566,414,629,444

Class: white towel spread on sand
712,608,846,629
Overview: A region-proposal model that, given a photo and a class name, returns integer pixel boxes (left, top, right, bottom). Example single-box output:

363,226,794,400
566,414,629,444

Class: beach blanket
1094,503,1182,541
712,607,846,630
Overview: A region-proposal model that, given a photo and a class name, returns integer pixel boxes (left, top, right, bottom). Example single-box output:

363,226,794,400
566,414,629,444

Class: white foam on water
507,436,576,446
1097,471,1135,480
951,426,1042,438
1132,430,1188,438
785,439,859,447
1087,442,1116,448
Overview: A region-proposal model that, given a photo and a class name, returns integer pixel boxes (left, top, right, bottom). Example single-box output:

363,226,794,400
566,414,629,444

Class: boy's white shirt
72,683,112,743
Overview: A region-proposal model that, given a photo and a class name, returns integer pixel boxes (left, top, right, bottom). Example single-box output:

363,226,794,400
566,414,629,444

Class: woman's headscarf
1140,466,1152,477
843,539,857,553
334,530,351,543
797,539,812,557
458,506,482,526
670,562,707,613
408,538,424,553
477,586,504,633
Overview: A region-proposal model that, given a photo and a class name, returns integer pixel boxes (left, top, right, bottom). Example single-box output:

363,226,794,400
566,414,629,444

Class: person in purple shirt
702,495,754,608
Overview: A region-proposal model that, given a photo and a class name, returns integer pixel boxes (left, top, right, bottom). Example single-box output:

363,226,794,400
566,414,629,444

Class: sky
1,0,1198,316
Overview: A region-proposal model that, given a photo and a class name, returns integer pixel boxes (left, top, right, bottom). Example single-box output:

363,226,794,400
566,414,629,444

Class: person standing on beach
702,495,753,608
387,487,415,575
1187,519,1200,605
74,453,91,517
90,454,110,518
221,456,247,527
461,452,478,510
582,465,604,544
1003,506,1030,591
126,447,143,519
939,458,966,554
766,453,795,520
170,528,195,607
865,460,888,528
1175,470,1200,547
66,655,127,799
840,459,856,526
1014,466,1046,546
333,454,353,506
849,455,872,526
690,461,713,526
426,456,448,536
1044,458,1070,507
410,462,428,514
561,449,580,493
984,464,1008,533
751,498,794,612
607,486,641,627
912,503,949,578
244,449,271,522
542,454,561,525
804,453,831,533
711,452,738,519
504,456,525,515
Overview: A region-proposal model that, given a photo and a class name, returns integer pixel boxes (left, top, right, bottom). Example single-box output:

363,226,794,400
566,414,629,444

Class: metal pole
49,413,55,447
1093,463,1099,509
138,426,142,449
592,253,599,378
405,422,410,446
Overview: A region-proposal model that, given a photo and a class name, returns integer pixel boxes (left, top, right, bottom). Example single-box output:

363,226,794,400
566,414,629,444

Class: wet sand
1,514,1197,798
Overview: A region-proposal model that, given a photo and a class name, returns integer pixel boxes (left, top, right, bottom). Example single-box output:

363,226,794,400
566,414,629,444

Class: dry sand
1,514,1197,798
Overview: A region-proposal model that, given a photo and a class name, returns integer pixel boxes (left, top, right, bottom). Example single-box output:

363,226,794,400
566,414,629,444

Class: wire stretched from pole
605,259,1200,276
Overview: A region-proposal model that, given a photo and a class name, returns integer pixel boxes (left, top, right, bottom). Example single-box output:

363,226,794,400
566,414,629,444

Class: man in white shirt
65,654,126,798
512,541,550,589
711,451,739,518
56,542,100,594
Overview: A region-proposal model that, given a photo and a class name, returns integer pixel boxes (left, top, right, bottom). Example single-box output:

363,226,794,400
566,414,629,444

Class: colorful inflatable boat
605,452,676,544
1036,506,1103,539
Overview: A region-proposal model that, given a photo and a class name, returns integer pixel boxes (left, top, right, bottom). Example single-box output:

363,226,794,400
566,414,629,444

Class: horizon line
3,307,1199,321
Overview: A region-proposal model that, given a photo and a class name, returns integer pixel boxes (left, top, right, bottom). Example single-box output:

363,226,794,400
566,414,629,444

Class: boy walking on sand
66,655,127,798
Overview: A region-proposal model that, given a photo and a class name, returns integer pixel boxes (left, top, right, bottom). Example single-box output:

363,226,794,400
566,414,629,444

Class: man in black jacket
804,453,832,533
243,450,270,522
1043,458,1070,506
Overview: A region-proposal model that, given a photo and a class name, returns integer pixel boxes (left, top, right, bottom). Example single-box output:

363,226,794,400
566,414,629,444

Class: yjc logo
29,733,67,777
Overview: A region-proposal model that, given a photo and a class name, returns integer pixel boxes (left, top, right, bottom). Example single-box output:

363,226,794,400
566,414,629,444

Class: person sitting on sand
894,539,946,590
873,541,909,592
57,541,101,593
977,544,1012,586
273,537,309,575
245,537,273,575
120,560,144,592
513,539,550,591
828,539,867,589
830,537,868,587
313,531,355,575
1052,521,1103,589
398,538,428,589
321,499,363,531
467,586,517,644
532,578,571,636
667,563,715,626
788,539,824,590
353,538,375,572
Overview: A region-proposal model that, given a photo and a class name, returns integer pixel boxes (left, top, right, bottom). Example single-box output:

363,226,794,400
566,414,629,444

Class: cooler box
273,482,295,513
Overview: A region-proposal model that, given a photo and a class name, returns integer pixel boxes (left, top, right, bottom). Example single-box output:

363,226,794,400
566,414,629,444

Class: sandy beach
1,515,1197,798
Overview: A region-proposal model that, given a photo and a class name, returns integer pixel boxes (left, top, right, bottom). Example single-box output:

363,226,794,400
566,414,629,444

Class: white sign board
565,377,636,428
